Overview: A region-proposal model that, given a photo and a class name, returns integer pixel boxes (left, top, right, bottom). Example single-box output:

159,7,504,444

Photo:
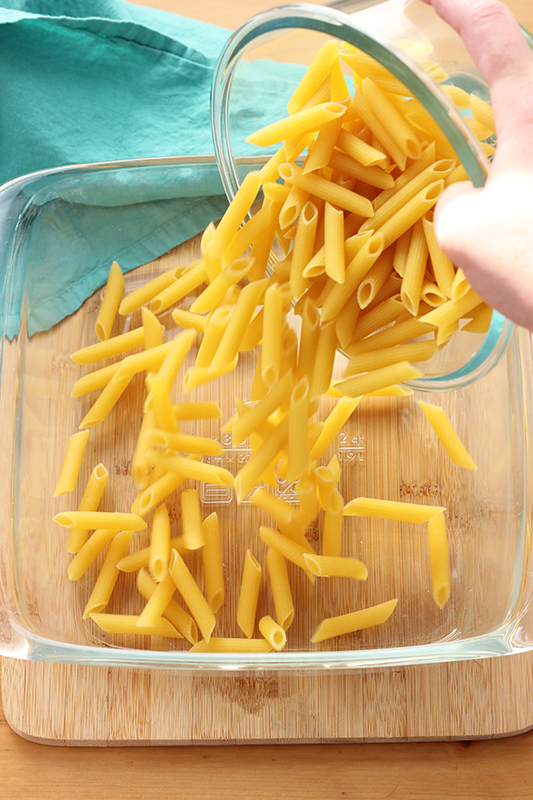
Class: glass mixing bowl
211,0,533,390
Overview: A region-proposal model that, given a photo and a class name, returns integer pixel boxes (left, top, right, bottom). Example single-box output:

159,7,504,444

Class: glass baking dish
0,154,532,671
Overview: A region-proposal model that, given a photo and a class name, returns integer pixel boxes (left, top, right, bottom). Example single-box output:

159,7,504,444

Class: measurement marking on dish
337,432,365,464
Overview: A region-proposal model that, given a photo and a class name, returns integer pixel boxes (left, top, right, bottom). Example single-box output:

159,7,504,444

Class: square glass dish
0,155,531,672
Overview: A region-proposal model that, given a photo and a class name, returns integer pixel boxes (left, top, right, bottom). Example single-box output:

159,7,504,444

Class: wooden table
2,0,533,797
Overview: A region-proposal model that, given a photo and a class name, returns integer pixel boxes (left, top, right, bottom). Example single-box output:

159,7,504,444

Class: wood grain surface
2,0,533,797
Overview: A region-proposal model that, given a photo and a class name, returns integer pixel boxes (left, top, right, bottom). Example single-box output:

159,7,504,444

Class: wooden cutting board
2,231,531,746
3,652,533,745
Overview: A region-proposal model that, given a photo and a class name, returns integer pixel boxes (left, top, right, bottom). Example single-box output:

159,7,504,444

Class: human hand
420,0,533,330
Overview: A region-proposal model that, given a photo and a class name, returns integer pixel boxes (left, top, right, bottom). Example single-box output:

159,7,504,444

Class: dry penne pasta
169,549,216,642
95,261,124,341
54,430,90,497
83,530,134,618
311,599,398,642
90,613,183,638
419,400,478,470
303,554,368,581
149,503,171,583
237,550,262,639
66,463,109,553
343,497,445,523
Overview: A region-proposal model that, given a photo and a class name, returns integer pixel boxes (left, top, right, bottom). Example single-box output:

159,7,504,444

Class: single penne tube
189,638,273,653
137,568,197,643
70,326,152,365
150,260,208,315
280,327,299,387
327,453,341,485
421,279,447,307
419,400,478,470
211,171,262,248
296,298,321,383
266,548,295,631
190,258,251,315
169,548,216,642
202,513,225,613
145,375,178,434
250,430,278,491
469,94,495,132
201,222,223,282
335,127,388,166
320,233,385,322
172,401,221,420
310,397,362,461
309,319,338,400
95,261,124,341
152,328,196,392
263,181,291,205
119,266,182,316
54,511,147,531
234,416,289,502
71,342,173,397
294,475,320,536
53,430,90,497
328,150,394,189
171,308,206,333
346,317,435,356
324,202,345,284
334,361,423,398
400,219,429,316
451,267,470,301
290,201,318,298
437,319,460,347
83,530,133,618
462,303,493,334
322,488,345,557
405,111,457,159
137,572,177,628
195,306,233,369
79,360,133,429
137,461,200,518
357,247,395,309
342,339,437,379
142,306,163,350
232,369,293,447
350,296,405,343
90,613,183,638
131,408,158,489
279,184,310,230
181,489,205,550
303,115,345,174
428,512,451,609
149,503,171,582
68,528,116,581
237,549,262,639
466,117,494,141
287,40,340,114
259,526,315,583
312,465,337,509
147,452,234,488
311,598,398,642
335,291,361,349
287,376,311,484
279,162,374,218
246,101,346,147
303,553,368,580
343,496,445,522
250,487,296,530
419,287,483,327
209,279,267,373
67,463,109,553
146,429,223,457
118,537,186,572
258,615,287,651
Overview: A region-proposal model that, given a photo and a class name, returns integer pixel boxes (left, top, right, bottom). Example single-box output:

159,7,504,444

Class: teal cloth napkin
1,0,305,337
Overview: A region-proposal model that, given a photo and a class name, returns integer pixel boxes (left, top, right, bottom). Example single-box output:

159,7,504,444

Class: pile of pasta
53,39,487,653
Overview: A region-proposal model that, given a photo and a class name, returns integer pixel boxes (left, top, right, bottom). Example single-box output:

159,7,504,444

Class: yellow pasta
145,375,178,433
181,489,205,551
232,369,293,447
311,598,398,642
236,550,262,639
90,613,183,638
303,553,368,581
71,326,153,365
141,306,164,350
419,400,478,470
279,162,374,218
209,279,267,373
172,401,220,420
259,615,287,651
419,287,483,327
53,430,90,497
346,317,434,356
320,233,385,322
287,40,340,114
261,283,284,387
287,376,310,484
362,78,421,160
95,261,124,341
68,528,116,581
150,260,208,316
171,308,206,333
169,548,216,642
246,102,346,148
234,416,289,502
290,200,318,298
79,360,133,429
427,512,451,609
67,463,109,553
336,126,388,166
137,568,198,643
147,452,234,488
118,537,186,573
342,339,438,379
137,572,177,628
356,246,395,309
119,266,182,316
83,530,133,618
149,503,171,582
266,548,295,631
259,526,315,583
469,94,495,133
146,429,222,457
400,219,429,316
343,496,445,523
54,511,146,531
71,341,173,398
451,267,470,301
201,512,224,614
323,201,345,283
296,298,320,383
334,361,422,398
462,303,493,334
322,488,345,558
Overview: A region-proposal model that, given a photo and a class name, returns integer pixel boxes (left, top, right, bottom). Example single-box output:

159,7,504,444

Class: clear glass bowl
1,156,533,671
211,0,533,390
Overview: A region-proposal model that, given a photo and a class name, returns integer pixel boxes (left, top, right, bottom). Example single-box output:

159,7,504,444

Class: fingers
419,1,533,172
